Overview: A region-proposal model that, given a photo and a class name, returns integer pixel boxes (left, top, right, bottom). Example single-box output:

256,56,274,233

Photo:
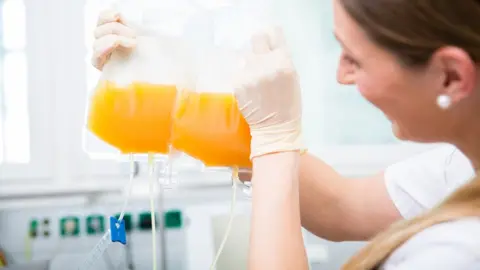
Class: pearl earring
436,95,452,110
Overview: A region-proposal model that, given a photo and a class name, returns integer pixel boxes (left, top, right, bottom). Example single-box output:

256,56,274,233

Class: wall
0,185,364,270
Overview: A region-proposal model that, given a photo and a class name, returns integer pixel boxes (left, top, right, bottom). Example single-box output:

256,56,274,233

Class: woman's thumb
250,32,271,54
267,27,287,50
250,27,287,54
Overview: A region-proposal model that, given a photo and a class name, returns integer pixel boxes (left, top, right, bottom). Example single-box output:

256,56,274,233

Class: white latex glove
91,10,137,71
234,28,304,159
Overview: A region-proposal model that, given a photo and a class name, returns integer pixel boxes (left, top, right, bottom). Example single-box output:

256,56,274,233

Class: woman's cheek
356,76,386,104
355,78,375,100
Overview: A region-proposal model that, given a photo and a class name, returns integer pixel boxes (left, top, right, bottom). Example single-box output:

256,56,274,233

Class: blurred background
0,0,435,269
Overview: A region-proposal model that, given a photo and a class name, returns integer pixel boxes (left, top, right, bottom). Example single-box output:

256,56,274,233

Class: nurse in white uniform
91,0,480,268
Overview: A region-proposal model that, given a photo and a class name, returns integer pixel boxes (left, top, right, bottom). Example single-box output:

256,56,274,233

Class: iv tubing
148,153,157,270
77,154,137,270
77,230,112,270
209,167,239,270
118,154,136,222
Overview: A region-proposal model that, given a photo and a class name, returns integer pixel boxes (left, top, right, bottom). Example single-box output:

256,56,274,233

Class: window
290,0,397,146
1,0,130,184
0,0,29,164
0,0,53,180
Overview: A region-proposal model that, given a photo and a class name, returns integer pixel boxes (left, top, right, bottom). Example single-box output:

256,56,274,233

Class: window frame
0,0,52,180
1,0,128,183
50,0,130,182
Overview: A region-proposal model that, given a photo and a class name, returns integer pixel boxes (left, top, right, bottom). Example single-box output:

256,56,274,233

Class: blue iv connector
110,216,127,245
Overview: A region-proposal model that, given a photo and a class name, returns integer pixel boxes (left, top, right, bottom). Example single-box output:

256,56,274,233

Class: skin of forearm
240,153,400,242
299,153,353,241
248,152,309,270
299,154,400,241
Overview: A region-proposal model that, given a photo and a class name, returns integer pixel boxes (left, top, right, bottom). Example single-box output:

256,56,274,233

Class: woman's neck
455,125,480,171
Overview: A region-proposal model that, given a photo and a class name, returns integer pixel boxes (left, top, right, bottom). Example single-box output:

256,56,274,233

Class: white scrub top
380,145,480,269
385,144,474,219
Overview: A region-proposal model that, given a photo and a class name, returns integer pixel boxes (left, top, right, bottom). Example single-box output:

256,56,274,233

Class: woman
91,0,480,268
331,1,480,269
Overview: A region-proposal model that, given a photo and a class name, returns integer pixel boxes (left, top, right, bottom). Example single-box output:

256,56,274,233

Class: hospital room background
0,0,437,269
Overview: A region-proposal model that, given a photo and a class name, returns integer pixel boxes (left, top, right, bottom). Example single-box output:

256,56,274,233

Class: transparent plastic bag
84,0,194,159
87,38,188,155
81,2,197,269
169,1,282,170
171,45,252,169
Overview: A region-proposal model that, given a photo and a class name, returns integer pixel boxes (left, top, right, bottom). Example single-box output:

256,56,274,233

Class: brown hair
339,0,480,67
338,0,480,269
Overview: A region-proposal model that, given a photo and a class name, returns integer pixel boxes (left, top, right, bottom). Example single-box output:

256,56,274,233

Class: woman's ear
431,47,477,104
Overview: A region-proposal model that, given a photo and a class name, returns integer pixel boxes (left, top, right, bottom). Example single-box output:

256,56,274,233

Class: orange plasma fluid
172,92,252,168
87,81,177,154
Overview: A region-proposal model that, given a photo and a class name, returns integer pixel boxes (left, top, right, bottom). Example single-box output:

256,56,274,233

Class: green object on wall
60,216,80,237
86,215,105,235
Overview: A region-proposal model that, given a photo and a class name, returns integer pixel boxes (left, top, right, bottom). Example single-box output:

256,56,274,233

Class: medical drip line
77,154,137,270
148,153,158,270
119,154,136,221
209,167,239,270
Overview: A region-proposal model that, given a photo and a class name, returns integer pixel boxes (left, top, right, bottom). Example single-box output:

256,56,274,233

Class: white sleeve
385,245,480,270
384,144,474,219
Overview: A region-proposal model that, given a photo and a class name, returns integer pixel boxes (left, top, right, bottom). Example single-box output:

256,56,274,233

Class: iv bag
169,2,284,170
171,45,252,169
170,3,281,170
84,0,195,160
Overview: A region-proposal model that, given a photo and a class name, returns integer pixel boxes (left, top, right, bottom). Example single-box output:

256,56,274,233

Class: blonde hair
342,174,480,269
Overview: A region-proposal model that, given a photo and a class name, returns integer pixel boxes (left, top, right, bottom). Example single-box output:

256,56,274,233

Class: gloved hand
234,28,305,159
91,10,137,71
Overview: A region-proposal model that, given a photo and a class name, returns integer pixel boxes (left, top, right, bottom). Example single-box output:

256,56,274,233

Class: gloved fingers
236,27,295,109
97,9,123,26
250,32,271,54
233,69,256,114
262,27,292,71
94,22,136,39
266,26,287,50
242,50,292,87
91,34,136,70
250,27,287,53
233,75,250,107
243,33,272,80
93,34,136,56
263,28,295,76
247,28,291,71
